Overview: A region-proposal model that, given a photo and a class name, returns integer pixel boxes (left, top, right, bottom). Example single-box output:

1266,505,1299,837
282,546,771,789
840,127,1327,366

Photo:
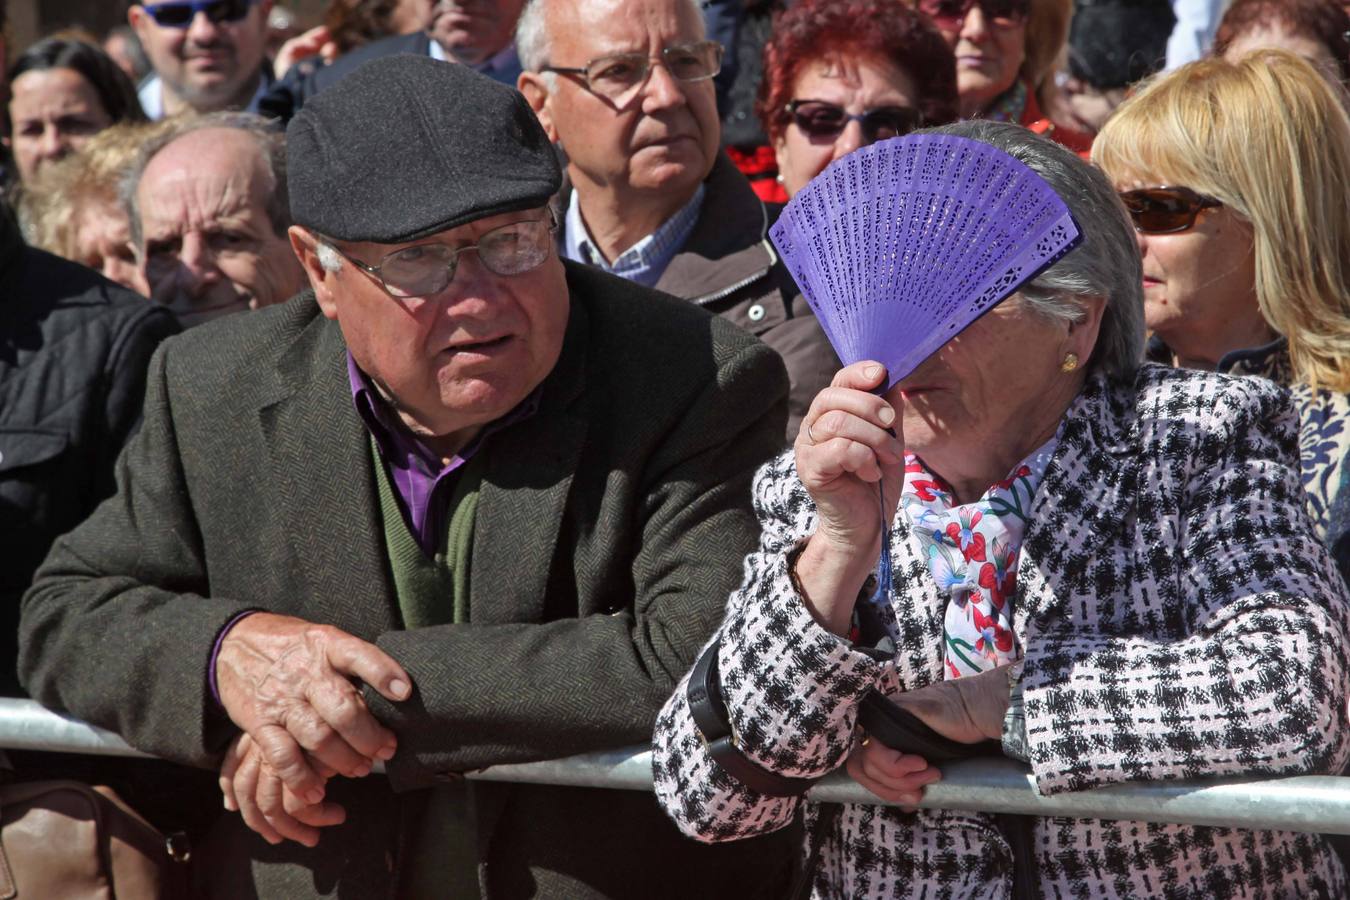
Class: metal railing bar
4,699,1349,835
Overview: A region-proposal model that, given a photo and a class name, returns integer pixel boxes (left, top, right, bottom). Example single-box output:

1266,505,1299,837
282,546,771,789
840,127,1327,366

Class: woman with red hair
745,0,958,201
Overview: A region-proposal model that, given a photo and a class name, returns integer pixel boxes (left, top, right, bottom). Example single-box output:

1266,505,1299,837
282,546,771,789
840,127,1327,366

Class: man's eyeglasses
541,41,723,105
786,100,924,144
918,0,1029,26
1118,186,1223,234
330,212,558,298
140,0,256,27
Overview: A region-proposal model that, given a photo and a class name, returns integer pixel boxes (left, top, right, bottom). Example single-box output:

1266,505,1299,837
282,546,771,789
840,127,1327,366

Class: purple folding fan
769,134,1083,389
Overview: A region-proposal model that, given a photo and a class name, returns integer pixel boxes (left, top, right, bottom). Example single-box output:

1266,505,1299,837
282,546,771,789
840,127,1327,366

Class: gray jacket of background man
559,153,839,442
18,261,797,899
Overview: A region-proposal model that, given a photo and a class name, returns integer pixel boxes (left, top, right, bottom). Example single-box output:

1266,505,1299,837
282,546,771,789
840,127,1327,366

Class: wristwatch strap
687,637,819,797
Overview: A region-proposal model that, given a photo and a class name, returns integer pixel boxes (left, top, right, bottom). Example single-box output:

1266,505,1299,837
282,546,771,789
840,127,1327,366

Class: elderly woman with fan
651,119,1350,898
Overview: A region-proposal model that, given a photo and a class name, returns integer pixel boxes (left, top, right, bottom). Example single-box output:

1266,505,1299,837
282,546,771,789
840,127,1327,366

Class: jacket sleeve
757,293,839,442
1021,377,1350,794
19,341,259,768
651,452,887,842
362,340,797,789
98,301,180,501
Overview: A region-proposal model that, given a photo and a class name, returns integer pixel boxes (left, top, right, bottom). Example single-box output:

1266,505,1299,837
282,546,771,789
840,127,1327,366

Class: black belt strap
687,637,819,797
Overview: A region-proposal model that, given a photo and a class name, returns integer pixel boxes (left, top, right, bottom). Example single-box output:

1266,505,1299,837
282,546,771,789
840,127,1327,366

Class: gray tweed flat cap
287,54,561,244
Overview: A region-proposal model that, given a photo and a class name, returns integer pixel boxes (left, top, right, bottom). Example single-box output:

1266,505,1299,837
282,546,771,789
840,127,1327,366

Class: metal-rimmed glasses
786,100,924,143
541,41,724,106
141,0,257,27
1118,186,1223,234
329,210,558,298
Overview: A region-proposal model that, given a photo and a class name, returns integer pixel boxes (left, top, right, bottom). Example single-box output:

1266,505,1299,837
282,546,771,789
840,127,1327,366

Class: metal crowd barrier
3,698,1349,836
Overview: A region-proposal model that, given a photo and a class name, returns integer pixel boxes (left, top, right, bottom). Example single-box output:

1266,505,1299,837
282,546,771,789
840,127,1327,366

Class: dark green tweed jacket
19,262,795,898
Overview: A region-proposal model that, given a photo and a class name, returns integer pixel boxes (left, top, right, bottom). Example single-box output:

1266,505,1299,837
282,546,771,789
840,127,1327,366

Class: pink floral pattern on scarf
900,440,1056,678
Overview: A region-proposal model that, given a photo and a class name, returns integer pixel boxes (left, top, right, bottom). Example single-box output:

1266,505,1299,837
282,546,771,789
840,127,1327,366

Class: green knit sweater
370,438,483,898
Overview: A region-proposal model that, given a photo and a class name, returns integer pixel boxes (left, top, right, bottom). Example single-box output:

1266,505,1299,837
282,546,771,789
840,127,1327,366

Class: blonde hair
20,120,175,260
1094,50,1350,391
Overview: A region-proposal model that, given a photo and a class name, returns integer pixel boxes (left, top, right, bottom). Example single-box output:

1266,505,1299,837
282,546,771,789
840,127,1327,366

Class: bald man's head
130,121,305,327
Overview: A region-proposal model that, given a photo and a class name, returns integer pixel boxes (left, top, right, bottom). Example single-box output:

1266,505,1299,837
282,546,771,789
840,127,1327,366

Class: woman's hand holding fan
793,361,905,637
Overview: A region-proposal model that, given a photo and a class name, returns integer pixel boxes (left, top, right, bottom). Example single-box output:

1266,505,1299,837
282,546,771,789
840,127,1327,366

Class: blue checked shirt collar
562,185,705,289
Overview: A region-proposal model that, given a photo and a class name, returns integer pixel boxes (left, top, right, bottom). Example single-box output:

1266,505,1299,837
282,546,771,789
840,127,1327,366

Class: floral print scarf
900,439,1057,678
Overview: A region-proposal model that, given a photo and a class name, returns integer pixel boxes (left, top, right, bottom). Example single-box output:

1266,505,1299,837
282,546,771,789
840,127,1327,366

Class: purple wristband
209,610,262,708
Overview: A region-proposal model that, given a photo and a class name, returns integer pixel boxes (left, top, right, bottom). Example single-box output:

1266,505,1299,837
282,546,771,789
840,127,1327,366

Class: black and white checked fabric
653,364,1350,899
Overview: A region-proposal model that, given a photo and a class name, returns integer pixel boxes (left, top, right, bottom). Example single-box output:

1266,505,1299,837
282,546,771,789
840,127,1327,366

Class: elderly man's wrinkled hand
220,732,347,847
795,361,906,554
215,612,411,803
846,735,941,809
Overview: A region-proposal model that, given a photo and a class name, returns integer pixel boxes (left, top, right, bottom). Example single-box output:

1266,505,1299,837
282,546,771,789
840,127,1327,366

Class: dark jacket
0,209,177,697
259,31,430,122
20,262,796,898
259,32,522,123
559,154,839,441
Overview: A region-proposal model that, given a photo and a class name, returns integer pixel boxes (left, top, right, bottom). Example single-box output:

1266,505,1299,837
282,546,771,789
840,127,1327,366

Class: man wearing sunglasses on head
517,0,838,442
20,55,795,899
128,0,275,119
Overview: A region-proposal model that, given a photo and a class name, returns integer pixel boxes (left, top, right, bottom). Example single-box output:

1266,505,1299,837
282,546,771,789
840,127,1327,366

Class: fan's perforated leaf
770,134,1083,389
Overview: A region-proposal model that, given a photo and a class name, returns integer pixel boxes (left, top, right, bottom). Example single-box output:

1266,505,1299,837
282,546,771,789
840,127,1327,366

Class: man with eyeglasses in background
20,55,795,899
127,0,275,118
517,0,837,442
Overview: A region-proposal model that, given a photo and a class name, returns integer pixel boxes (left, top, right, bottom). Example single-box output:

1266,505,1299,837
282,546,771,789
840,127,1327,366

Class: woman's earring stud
1061,352,1079,373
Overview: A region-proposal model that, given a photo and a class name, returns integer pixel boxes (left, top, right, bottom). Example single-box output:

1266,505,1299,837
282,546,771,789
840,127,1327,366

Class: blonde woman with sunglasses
1095,49,1350,569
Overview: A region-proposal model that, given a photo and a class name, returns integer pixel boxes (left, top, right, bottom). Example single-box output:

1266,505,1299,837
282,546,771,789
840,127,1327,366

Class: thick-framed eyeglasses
541,41,724,105
1118,186,1223,234
918,0,1028,26
141,0,257,27
786,100,924,144
330,210,558,298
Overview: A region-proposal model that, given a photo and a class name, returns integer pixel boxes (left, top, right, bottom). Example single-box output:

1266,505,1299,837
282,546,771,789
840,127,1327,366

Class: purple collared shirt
347,352,539,556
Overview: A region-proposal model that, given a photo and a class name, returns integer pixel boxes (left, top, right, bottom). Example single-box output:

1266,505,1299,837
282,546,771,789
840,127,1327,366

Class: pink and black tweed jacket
653,364,1350,899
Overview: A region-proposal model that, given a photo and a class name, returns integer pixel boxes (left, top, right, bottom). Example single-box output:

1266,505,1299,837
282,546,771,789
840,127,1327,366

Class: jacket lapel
257,302,398,639
467,288,590,626
1016,373,1142,626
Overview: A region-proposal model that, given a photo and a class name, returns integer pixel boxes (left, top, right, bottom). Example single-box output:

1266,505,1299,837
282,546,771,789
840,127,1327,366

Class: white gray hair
921,120,1146,380
516,0,706,89
515,0,552,74
315,241,343,274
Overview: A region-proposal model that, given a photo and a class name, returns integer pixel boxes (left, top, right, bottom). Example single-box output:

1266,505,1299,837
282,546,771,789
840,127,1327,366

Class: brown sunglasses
1118,186,1223,234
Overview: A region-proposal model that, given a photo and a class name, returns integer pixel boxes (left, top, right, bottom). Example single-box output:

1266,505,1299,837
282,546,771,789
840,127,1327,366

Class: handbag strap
687,637,819,797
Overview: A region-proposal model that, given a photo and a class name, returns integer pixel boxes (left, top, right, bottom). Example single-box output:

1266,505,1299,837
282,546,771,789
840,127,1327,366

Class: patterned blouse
1148,336,1350,576
653,366,1350,898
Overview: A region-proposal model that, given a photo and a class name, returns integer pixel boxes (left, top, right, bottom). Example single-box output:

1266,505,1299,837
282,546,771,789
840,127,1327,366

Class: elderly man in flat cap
20,56,794,899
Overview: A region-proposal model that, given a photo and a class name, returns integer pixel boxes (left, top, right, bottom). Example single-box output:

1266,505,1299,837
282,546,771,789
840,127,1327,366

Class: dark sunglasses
786,100,924,143
918,0,1028,25
141,0,255,27
1118,186,1223,234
